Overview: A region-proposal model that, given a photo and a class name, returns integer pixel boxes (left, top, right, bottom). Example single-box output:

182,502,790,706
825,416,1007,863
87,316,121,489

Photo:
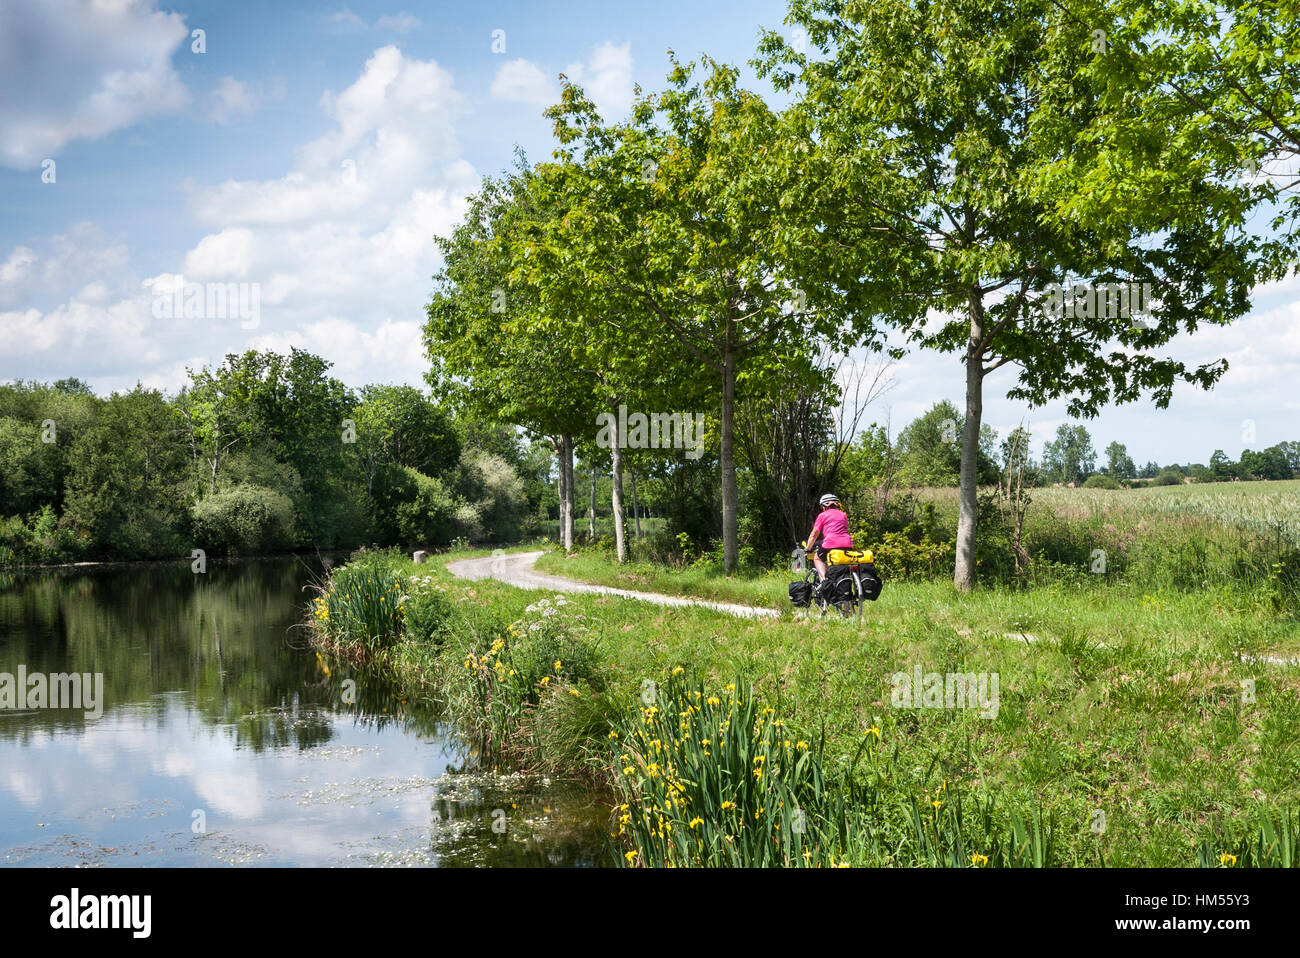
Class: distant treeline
0,348,557,566
843,399,1300,494
4,363,1293,568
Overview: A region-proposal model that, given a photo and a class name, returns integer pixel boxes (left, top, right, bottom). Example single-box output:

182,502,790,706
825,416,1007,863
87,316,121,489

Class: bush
865,528,953,580
190,484,297,554
1082,474,1120,489
450,594,605,761
456,449,528,542
401,572,456,646
394,467,459,544
1154,470,1185,486
313,561,407,653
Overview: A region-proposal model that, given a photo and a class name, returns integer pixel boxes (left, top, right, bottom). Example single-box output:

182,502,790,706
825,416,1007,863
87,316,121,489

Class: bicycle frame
793,545,864,623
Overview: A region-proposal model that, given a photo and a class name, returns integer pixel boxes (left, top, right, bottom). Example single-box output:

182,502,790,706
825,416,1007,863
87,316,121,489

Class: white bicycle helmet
819,493,841,508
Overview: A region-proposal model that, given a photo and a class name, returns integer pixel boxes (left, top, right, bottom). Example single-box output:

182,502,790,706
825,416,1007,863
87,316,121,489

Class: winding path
446,552,1300,665
445,550,779,620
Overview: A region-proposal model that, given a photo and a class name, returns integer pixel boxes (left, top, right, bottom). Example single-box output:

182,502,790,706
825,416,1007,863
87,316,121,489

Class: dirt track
445,550,779,620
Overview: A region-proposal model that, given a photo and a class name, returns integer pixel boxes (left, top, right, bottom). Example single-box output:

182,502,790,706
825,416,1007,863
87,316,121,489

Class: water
0,558,610,867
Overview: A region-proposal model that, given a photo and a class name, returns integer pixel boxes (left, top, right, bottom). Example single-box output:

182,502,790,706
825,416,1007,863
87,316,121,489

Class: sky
1,0,1297,468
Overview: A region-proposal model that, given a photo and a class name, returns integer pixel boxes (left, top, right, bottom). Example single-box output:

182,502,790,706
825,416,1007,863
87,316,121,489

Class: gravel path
445,551,779,620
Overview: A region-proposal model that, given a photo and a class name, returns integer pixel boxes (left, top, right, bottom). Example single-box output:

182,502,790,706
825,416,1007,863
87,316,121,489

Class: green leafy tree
535,56,838,571
759,0,1265,589
1103,441,1136,479
893,400,998,487
1277,441,1300,477
63,387,189,557
1042,424,1097,485
352,385,459,495
1065,0,1299,268
427,161,601,553
1209,448,1235,481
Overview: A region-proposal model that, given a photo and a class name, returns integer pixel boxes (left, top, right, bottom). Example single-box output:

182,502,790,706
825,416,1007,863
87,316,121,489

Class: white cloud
328,9,421,34
375,13,421,34
564,41,634,119
208,76,283,125
0,248,37,290
327,8,365,29
183,228,256,279
490,59,558,107
488,42,632,117
247,316,428,385
190,46,462,229
209,77,256,125
0,46,480,394
0,295,152,359
0,223,130,309
0,0,190,168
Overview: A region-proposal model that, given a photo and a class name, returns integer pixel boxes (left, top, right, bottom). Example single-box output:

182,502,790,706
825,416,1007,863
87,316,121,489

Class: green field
309,483,1300,866
918,480,1300,549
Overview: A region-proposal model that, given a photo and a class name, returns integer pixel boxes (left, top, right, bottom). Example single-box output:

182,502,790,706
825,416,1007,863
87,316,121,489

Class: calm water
0,558,609,867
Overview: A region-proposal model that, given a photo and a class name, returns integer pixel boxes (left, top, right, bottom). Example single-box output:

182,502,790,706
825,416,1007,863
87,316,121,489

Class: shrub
1154,470,1185,486
1082,474,1120,490
456,449,528,542
190,484,296,554
313,561,407,653
451,595,605,761
393,467,459,544
399,573,456,645
867,529,954,580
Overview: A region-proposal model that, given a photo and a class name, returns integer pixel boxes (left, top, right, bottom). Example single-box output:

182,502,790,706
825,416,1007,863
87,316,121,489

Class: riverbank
1,554,612,867
308,545,1300,867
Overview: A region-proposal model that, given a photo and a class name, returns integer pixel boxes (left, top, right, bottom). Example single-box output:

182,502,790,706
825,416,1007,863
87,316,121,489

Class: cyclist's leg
812,546,828,583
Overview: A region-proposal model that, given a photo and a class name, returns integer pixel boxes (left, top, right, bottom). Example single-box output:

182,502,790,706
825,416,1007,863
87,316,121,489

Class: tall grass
1196,808,1299,868
311,546,1300,867
310,559,408,657
611,671,1056,867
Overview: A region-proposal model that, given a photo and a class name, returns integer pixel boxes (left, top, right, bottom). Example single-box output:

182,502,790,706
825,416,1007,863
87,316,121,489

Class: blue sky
2,0,1297,467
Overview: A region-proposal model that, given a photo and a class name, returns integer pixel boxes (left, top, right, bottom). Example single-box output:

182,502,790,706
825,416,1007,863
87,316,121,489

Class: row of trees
426,0,1299,588
0,351,550,564
863,402,1300,488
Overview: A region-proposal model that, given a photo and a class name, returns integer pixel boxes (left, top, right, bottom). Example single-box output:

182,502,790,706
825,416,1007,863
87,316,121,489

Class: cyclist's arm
806,513,825,549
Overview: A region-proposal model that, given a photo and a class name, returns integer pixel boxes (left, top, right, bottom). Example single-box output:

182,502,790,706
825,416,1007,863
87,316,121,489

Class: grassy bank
308,533,1300,867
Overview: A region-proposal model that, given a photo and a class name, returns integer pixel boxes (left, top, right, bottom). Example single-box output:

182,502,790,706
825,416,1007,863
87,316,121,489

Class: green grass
310,533,1300,867
918,478,1300,549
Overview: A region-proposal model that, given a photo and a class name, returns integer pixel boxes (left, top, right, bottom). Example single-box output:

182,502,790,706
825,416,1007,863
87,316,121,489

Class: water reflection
0,557,609,867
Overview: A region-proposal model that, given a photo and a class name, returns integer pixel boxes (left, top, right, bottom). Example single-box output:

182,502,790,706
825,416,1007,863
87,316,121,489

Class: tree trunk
609,405,627,562
555,436,565,541
559,433,574,552
721,322,738,574
955,290,985,592
588,465,596,538
629,464,642,538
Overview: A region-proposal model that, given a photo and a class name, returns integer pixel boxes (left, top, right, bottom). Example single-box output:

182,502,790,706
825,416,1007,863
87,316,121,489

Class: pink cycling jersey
812,508,853,550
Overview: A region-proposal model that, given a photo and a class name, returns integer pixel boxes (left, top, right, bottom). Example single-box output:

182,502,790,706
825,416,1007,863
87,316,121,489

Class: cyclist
804,493,853,595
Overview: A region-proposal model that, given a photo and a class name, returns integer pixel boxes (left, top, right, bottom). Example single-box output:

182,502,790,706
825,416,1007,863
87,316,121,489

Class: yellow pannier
827,548,873,565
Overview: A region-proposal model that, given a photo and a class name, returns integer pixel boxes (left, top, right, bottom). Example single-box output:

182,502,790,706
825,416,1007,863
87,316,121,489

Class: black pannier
825,563,884,602
788,580,812,607
823,565,856,602
858,563,883,601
